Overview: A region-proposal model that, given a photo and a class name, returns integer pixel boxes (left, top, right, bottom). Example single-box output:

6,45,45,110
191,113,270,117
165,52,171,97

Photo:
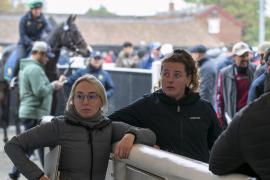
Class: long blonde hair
65,74,108,113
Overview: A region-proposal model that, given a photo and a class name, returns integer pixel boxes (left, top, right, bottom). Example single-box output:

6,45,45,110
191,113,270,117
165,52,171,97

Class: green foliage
86,5,117,17
185,0,270,45
0,0,26,13
0,0,13,12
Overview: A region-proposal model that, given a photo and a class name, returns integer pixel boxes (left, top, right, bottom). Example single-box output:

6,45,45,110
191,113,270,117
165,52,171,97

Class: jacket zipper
88,130,93,180
177,104,183,154
177,105,180,112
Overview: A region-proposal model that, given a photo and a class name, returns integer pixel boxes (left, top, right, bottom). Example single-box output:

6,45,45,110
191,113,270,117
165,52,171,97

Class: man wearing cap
248,48,270,103
60,51,115,98
253,42,270,79
190,44,217,108
139,42,163,69
115,41,138,68
8,41,63,180
216,42,256,129
13,0,52,78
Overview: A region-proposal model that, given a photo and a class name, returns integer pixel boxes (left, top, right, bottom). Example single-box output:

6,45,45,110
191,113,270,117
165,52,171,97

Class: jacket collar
153,89,200,106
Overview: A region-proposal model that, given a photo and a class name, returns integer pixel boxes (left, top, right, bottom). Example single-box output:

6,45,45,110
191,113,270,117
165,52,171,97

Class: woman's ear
186,75,192,87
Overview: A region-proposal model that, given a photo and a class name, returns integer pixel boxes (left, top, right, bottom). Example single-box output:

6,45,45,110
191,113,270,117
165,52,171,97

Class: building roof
0,13,223,47
196,5,242,27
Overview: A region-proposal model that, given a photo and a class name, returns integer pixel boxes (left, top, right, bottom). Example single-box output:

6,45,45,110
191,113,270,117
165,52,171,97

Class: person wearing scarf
4,74,156,180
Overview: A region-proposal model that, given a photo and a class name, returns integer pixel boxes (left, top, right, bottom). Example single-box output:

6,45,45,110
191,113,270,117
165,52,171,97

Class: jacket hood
152,89,200,106
20,58,42,71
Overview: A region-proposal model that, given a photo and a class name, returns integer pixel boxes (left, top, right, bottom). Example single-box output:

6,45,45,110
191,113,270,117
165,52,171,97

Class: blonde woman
5,74,156,180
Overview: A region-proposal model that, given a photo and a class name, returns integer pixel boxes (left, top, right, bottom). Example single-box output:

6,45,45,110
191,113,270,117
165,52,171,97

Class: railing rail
108,144,253,180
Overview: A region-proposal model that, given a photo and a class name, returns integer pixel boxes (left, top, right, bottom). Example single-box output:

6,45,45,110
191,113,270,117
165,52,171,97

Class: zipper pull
177,105,180,112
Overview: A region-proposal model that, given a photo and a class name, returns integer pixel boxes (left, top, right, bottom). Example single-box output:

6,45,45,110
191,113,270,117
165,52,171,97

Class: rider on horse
14,0,52,78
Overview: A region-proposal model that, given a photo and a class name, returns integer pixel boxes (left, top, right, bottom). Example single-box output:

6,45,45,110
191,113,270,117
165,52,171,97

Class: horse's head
55,15,90,57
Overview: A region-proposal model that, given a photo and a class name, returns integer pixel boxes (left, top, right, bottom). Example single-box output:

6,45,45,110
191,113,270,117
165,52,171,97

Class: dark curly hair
160,49,199,92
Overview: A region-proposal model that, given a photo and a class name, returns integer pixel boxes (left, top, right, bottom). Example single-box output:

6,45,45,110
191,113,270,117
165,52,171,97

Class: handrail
112,144,252,180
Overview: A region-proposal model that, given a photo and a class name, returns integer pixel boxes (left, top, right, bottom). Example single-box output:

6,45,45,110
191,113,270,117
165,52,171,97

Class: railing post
112,160,126,180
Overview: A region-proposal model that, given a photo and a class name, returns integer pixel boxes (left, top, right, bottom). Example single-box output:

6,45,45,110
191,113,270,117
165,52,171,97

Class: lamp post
259,0,265,44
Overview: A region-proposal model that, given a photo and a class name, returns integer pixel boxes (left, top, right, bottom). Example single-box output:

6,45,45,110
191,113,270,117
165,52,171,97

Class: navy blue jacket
18,11,51,48
139,54,163,69
66,66,114,98
248,72,266,103
109,89,221,163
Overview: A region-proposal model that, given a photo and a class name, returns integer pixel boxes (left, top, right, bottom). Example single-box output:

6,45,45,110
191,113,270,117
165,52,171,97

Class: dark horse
0,15,89,142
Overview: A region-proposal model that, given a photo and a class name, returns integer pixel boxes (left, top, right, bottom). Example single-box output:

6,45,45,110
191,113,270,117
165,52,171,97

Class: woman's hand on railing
114,133,135,160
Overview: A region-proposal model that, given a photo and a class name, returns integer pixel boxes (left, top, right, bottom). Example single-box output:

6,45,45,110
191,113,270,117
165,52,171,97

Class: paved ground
0,126,41,180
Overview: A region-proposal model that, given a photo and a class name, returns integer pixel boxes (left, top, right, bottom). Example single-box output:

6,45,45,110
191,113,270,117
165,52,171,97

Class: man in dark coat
209,92,270,179
189,44,217,108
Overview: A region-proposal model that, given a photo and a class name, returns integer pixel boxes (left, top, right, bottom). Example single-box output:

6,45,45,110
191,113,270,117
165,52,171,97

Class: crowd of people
2,0,270,179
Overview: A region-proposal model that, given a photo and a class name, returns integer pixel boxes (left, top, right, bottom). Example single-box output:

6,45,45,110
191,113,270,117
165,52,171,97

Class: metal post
259,0,265,44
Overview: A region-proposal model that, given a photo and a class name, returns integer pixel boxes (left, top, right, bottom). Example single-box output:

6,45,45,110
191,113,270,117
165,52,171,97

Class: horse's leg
0,81,10,142
14,86,21,135
2,96,9,143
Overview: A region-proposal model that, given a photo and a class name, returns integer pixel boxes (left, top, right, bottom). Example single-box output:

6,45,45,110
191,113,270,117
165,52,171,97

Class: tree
86,5,117,17
185,0,270,45
0,0,25,13
0,0,13,12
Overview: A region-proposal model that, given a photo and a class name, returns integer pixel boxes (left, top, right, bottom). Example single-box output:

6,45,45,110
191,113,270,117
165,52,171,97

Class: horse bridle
64,27,86,55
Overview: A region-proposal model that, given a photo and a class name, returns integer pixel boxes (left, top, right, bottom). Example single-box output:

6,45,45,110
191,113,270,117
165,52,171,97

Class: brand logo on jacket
190,117,201,120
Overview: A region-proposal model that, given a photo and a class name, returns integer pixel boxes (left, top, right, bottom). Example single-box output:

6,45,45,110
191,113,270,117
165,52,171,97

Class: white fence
106,144,253,180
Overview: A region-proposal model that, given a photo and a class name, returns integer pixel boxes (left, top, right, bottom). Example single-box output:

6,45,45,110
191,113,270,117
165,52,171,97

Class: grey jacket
216,63,255,127
4,114,156,180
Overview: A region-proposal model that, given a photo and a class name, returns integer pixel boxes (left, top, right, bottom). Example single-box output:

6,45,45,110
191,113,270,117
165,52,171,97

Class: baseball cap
232,42,251,56
189,44,207,54
92,51,102,60
32,41,55,59
258,42,270,54
150,42,161,50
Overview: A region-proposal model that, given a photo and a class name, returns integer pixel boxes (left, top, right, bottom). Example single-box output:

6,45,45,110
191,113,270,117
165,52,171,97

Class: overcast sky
45,0,189,16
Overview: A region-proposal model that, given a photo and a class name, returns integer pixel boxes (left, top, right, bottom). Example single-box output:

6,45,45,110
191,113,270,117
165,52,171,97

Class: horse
0,14,90,142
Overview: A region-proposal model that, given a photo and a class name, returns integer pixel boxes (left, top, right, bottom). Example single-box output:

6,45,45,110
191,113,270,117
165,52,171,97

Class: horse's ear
67,15,73,25
72,15,77,22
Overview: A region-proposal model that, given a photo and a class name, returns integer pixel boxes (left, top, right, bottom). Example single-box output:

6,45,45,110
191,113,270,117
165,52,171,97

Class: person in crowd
253,42,270,79
160,43,174,56
13,0,52,77
209,91,270,179
216,41,256,129
115,41,138,68
8,41,63,180
214,45,234,73
139,42,163,69
60,51,114,99
189,44,217,108
248,48,270,103
109,49,221,163
103,50,116,63
4,74,156,180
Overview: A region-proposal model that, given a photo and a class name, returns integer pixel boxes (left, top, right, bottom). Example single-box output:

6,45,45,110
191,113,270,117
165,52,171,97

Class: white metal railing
107,144,253,180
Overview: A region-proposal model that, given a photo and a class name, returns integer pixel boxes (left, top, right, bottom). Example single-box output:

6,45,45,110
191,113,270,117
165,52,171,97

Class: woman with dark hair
4,74,156,180
109,49,221,163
